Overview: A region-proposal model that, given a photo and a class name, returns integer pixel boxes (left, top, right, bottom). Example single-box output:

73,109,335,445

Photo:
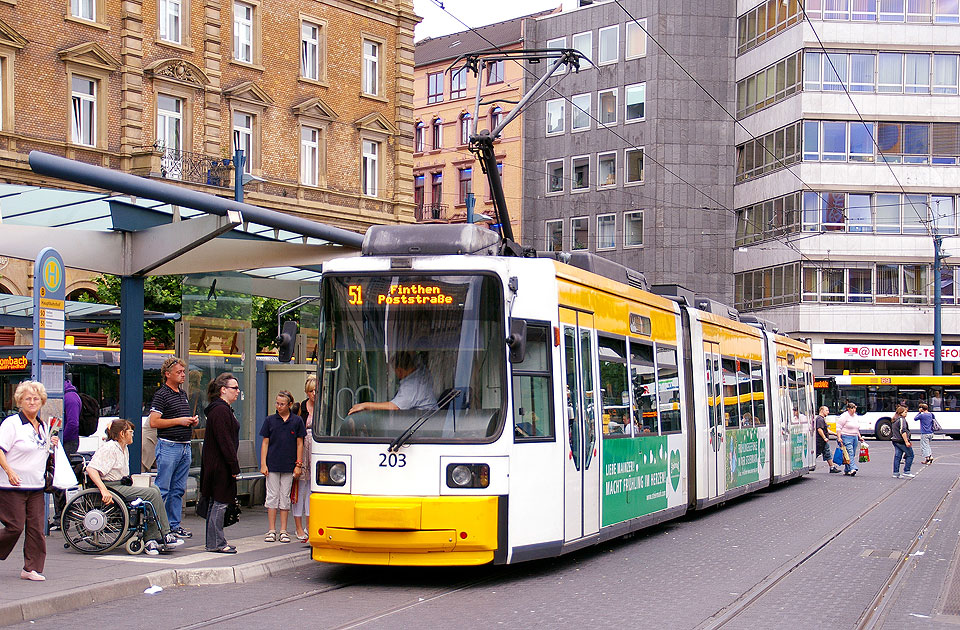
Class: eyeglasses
225,386,241,390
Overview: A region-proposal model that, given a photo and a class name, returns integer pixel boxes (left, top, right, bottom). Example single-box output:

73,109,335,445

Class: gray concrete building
521,0,737,303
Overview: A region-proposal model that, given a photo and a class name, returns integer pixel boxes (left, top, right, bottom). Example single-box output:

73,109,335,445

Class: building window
625,211,643,247
599,89,617,126
71,75,97,147
546,98,565,135
547,37,567,73
159,0,182,44
487,60,504,84
301,21,321,81
626,19,647,59
414,121,425,153
572,93,591,131
572,155,590,191
362,39,380,96
431,171,442,204
233,1,254,63
427,72,443,103
625,83,645,122
432,117,442,150
546,219,563,251
414,174,424,210
450,67,467,99
934,54,959,94
458,167,472,204
490,106,503,131
597,213,616,249
598,152,616,187
459,112,471,145
598,25,618,64
572,31,592,62
572,216,588,250
362,139,379,197
157,94,183,178
300,126,319,186
626,148,644,183
233,111,253,174
546,159,564,194
71,0,95,21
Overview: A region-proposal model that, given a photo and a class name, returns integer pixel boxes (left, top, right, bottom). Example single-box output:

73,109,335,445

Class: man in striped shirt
149,358,199,539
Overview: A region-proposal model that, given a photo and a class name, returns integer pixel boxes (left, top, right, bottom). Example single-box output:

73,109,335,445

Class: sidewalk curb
0,550,314,627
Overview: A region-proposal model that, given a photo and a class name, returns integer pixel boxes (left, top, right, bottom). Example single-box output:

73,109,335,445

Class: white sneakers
20,569,45,581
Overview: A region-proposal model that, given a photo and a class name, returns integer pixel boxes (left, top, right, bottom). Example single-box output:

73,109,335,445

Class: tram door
704,343,724,499
561,309,600,542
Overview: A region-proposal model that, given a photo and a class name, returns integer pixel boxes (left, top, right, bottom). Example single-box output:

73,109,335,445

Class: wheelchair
60,487,164,555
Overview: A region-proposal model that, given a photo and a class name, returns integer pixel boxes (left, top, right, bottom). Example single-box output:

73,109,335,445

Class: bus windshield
316,273,505,442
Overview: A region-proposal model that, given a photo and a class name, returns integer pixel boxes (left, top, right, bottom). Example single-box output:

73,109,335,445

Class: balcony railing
148,143,233,187
415,203,448,222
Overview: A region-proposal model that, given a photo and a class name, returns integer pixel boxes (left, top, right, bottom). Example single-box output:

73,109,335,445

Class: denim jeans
155,440,191,530
205,500,228,551
893,442,914,474
841,435,860,473
920,433,933,458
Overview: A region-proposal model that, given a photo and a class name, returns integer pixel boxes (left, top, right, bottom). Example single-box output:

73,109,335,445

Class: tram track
695,457,960,630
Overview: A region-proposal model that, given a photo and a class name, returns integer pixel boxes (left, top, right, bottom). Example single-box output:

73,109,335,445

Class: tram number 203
379,453,407,468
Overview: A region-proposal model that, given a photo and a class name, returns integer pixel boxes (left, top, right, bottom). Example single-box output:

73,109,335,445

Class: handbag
224,499,241,528
859,442,870,463
195,494,210,519
43,452,55,493
832,445,845,466
932,417,943,432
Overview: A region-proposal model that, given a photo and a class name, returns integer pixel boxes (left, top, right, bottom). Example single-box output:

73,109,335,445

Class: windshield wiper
387,389,461,453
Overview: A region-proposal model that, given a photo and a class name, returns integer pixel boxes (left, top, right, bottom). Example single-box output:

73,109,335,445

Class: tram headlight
316,461,347,486
446,463,490,489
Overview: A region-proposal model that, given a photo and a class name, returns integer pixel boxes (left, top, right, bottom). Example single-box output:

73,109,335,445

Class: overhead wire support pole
934,232,943,375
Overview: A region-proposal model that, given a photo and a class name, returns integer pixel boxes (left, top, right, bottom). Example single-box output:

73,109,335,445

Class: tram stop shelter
0,151,362,469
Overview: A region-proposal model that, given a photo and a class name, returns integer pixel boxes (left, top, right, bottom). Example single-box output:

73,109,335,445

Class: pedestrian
61,378,81,456
0,381,57,581
815,406,841,473
835,402,863,476
890,406,915,479
260,390,305,543
148,358,199,540
930,390,943,412
292,376,316,543
86,419,184,554
200,373,241,554
916,402,936,464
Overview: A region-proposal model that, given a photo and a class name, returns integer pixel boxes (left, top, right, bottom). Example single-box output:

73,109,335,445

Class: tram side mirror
506,319,527,364
277,320,298,363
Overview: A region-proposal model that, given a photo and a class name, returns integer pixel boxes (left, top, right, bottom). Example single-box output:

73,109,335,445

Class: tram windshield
316,273,505,442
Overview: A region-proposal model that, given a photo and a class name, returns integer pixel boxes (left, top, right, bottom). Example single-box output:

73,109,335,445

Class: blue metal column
120,276,145,472
934,235,943,376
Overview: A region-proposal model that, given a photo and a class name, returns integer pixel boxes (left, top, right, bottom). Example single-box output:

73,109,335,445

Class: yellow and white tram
306,225,814,566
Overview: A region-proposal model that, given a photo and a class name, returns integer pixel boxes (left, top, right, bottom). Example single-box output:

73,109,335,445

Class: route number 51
348,285,363,305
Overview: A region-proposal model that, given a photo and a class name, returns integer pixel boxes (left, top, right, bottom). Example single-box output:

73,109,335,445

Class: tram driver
348,351,437,416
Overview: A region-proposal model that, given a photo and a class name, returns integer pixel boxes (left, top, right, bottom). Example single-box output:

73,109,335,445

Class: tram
306,225,815,566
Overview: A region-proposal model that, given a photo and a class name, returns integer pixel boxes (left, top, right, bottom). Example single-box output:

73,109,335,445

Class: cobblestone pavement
7,440,960,630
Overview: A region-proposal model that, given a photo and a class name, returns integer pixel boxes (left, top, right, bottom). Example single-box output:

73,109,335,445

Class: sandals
278,531,291,543
209,545,237,554
297,533,308,543
264,531,276,542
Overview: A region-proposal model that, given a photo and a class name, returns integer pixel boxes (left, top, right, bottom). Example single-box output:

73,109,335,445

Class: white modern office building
734,0,960,375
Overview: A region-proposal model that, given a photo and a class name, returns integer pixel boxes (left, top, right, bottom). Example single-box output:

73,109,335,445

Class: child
259,390,305,543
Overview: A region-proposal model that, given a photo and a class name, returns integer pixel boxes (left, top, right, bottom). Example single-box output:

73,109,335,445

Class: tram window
750,360,766,426
564,327,582,470
842,387,867,414
657,346,681,433
944,389,960,411
722,357,739,428
738,359,753,426
866,386,897,413
512,324,554,440
899,389,925,412
598,336,630,437
629,339,657,434
580,329,597,468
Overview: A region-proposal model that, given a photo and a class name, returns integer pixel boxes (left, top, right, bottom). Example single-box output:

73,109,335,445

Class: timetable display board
32,248,66,393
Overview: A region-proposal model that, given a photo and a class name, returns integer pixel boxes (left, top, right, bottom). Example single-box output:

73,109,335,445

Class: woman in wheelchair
86,420,183,555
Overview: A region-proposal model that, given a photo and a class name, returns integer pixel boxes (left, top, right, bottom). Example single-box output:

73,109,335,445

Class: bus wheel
874,419,892,441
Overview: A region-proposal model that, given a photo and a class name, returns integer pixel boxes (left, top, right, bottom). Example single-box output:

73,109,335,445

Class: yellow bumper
308,494,499,566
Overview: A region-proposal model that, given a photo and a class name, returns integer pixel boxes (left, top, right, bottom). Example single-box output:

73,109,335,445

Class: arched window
459,112,472,145
414,121,425,153
432,117,443,150
490,106,503,134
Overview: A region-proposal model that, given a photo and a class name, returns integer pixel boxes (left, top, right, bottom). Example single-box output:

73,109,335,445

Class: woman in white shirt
86,420,183,555
0,381,56,581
